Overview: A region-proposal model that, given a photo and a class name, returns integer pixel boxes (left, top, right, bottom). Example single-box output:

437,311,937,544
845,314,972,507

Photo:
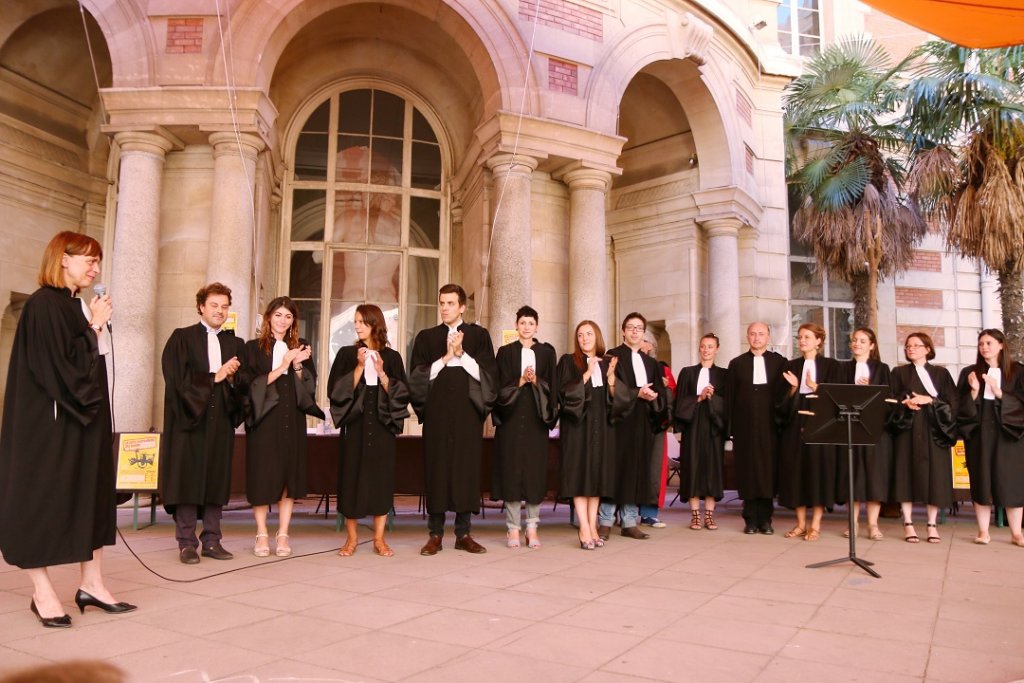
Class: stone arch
209,0,538,118
586,11,758,192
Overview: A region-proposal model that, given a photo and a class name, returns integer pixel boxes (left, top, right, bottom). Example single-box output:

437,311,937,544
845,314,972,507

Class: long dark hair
257,296,300,355
573,320,606,370
974,328,1014,382
356,303,390,350
851,327,881,362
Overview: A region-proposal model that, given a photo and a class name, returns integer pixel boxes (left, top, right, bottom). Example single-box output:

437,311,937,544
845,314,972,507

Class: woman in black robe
328,304,409,557
0,231,135,627
492,306,558,549
674,333,729,531
890,331,958,544
956,328,1024,547
238,297,323,558
837,327,894,541
776,322,840,541
557,320,622,549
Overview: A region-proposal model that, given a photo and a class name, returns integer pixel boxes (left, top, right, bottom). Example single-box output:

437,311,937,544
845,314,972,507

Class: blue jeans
639,505,659,520
598,502,639,528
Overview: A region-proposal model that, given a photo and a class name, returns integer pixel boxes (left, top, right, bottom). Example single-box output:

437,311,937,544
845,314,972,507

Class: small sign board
116,433,160,491
951,439,970,490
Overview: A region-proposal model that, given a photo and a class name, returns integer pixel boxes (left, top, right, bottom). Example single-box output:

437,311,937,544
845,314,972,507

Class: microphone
93,284,112,331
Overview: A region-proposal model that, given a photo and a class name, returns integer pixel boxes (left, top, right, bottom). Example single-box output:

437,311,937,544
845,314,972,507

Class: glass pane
778,30,793,54
295,132,328,180
777,3,792,29
301,99,330,133
339,90,370,134
366,251,401,302
289,251,323,299
291,298,320,349
789,234,811,257
799,35,820,57
329,300,399,361
331,251,367,300
292,190,326,241
370,138,403,186
797,0,818,10
412,108,437,143
830,307,854,360
372,91,404,138
412,142,441,190
827,275,854,302
408,256,439,306
791,305,824,353
334,191,368,243
790,261,823,300
337,136,370,183
407,304,438,359
368,192,403,246
409,197,440,249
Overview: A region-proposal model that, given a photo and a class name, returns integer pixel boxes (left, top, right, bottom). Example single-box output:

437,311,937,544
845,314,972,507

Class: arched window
284,87,446,401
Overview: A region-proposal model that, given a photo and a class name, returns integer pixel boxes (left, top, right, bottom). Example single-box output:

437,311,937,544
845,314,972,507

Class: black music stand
802,383,891,579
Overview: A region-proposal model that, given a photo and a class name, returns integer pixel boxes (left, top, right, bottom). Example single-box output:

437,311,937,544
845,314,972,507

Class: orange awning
859,0,1024,48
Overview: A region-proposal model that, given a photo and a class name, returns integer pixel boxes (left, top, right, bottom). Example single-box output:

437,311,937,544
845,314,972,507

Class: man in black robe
598,312,669,540
160,282,245,564
727,321,785,534
408,283,497,555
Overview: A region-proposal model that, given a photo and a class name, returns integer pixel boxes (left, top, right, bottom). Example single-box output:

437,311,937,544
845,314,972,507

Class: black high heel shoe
30,600,71,628
74,589,137,615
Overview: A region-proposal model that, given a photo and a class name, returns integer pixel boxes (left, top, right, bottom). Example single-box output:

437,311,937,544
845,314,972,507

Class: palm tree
905,42,1024,356
784,38,927,332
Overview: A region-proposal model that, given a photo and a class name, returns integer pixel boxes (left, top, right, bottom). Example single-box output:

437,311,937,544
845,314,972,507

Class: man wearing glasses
598,313,670,540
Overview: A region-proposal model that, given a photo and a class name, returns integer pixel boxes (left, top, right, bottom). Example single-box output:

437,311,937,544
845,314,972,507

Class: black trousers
428,511,472,537
174,504,223,549
742,498,774,527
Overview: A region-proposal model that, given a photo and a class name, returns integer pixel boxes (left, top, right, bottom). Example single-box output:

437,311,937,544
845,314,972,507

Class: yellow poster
502,329,518,346
951,439,970,490
116,433,161,491
222,311,238,333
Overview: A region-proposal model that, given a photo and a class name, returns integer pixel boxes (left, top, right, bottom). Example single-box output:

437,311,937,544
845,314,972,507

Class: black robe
890,362,958,507
606,344,670,506
957,363,1024,507
727,350,786,500
776,356,841,508
556,355,626,498
238,339,323,506
408,323,496,514
328,345,410,518
674,364,729,500
835,359,895,502
491,340,558,505
160,323,245,509
0,287,115,569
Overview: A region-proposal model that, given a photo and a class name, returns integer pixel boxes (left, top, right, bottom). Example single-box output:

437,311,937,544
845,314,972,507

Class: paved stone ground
2,497,1024,682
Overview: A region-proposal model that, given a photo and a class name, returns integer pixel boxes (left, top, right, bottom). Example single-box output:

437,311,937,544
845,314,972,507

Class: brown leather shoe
454,534,487,554
420,534,443,556
597,525,611,541
621,526,650,540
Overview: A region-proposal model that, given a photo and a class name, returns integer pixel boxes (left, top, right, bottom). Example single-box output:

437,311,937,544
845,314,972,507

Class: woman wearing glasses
890,332,957,543
956,329,1024,547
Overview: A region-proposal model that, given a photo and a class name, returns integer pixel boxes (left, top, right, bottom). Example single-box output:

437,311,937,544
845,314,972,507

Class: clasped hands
519,365,537,387
443,331,465,363
357,346,389,384
902,392,934,411
214,357,240,383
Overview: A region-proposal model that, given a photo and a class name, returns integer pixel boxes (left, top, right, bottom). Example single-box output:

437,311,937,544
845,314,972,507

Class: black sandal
903,521,920,543
926,523,941,543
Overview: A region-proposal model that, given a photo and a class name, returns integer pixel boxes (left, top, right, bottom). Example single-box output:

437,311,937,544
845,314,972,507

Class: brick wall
896,326,945,348
895,286,942,309
520,0,603,42
908,251,942,273
548,58,578,95
166,18,203,54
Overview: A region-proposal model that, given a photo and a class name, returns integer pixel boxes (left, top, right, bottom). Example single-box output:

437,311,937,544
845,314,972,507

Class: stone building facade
0,0,997,430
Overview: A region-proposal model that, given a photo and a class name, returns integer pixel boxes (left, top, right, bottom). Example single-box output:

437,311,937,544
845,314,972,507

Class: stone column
703,217,743,362
564,168,612,343
110,131,174,431
485,154,537,339
207,132,266,339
